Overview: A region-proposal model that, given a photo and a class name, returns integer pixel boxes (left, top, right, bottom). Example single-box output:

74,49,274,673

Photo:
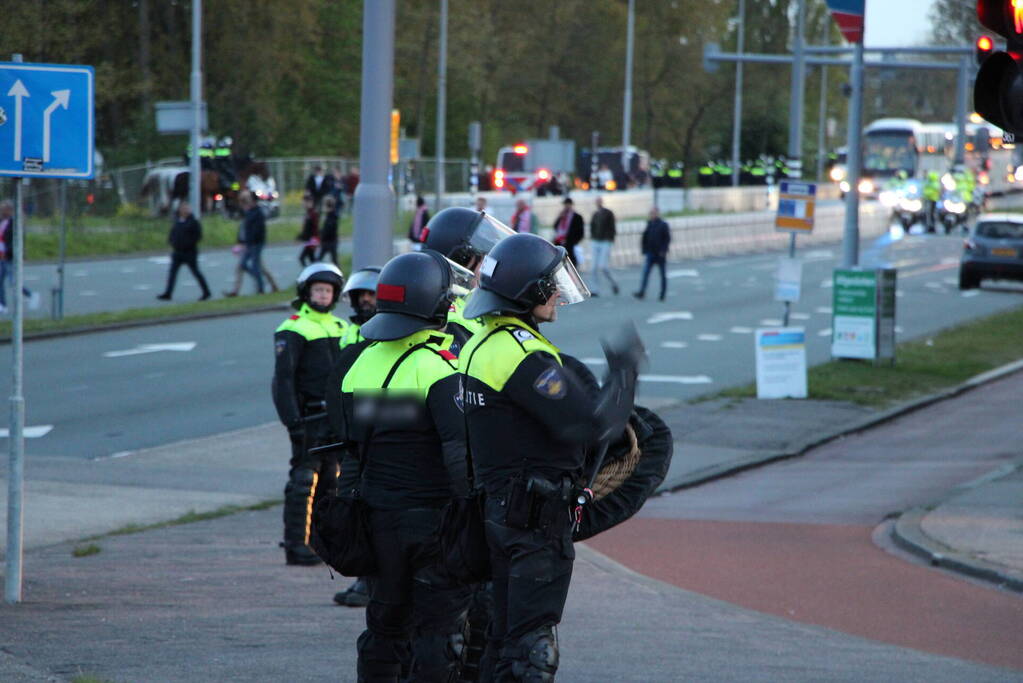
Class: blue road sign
0,62,94,179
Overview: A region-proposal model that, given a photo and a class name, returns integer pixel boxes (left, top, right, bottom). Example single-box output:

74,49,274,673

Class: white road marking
961,290,981,298
148,257,171,265
697,334,722,341
581,357,607,366
103,342,197,358
820,279,833,288
79,290,97,296
640,374,713,384
818,328,832,337
120,267,137,274
804,249,834,262
815,306,832,314
730,326,753,334
132,284,152,291
144,372,167,379
759,319,783,326
660,341,688,349
24,275,39,282
790,312,810,320
0,425,54,438
895,326,903,333
646,311,693,324
667,269,699,278
73,271,88,277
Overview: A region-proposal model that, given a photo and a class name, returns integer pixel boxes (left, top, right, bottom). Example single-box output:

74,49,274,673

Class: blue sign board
0,62,94,179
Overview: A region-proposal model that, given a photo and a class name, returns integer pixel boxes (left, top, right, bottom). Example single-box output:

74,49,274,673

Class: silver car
959,213,1023,289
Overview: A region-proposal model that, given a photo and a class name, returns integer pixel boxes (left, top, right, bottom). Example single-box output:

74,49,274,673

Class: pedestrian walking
272,263,350,566
510,198,534,233
156,201,211,302
298,194,320,267
318,196,340,266
407,195,430,250
633,206,671,301
553,197,584,266
589,196,619,296
224,191,278,296
304,164,333,210
458,232,635,680
335,251,474,682
0,199,39,314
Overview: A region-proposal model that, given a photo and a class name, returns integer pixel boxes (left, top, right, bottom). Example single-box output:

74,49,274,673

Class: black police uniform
338,251,473,682
459,314,600,681
272,302,349,565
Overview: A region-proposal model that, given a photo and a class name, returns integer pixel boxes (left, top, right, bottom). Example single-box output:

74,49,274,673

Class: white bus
859,117,1019,196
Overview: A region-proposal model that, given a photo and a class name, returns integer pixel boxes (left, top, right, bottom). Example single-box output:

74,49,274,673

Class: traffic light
976,35,995,66
975,1,1023,134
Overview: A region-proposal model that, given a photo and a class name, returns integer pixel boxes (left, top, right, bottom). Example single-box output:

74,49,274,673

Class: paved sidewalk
0,365,1020,680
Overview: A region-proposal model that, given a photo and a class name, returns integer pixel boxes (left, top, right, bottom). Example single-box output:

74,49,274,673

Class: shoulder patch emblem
439,349,457,361
454,377,465,412
289,315,300,321
275,339,287,356
533,366,566,399
513,328,535,343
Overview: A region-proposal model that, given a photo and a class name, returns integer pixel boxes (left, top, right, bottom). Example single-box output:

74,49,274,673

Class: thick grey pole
434,0,447,211
190,0,202,216
842,42,864,268
731,0,745,187
56,180,67,319
787,0,807,178
6,53,25,605
622,0,635,159
954,56,968,167
353,0,397,270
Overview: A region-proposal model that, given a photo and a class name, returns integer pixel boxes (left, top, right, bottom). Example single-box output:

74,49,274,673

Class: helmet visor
468,214,516,256
445,256,477,299
548,254,590,306
342,268,380,295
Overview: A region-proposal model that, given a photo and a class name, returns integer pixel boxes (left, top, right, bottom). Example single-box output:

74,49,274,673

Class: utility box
831,268,897,363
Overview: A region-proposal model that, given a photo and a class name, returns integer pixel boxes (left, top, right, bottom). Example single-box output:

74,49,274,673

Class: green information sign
831,268,896,362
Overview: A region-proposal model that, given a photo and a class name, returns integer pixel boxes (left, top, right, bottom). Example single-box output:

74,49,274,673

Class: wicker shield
574,405,673,541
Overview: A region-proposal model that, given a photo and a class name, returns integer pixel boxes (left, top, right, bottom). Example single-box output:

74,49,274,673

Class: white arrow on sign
0,425,54,438
103,342,197,358
6,79,29,161
42,89,71,163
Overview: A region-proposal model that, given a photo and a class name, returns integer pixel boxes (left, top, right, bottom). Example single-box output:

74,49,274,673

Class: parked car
246,173,280,218
959,213,1023,289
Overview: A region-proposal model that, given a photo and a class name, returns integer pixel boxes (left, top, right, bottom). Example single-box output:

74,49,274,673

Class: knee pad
410,630,464,680
284,468,317,500
510,626,558,682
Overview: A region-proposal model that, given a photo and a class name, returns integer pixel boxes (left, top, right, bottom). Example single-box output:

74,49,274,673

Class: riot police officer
337,250,476,682
272,263,349,565
421,206,515,349
458,233,636,681
332,265,381,607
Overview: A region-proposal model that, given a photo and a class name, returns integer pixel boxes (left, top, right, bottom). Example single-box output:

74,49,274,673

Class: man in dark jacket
157,201,211,301
588,196,619,296
634,206,671,301
552,197,584,266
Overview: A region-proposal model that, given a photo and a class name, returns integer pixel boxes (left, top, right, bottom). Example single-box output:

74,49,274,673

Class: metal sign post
1,56,95,603
774,180,817,325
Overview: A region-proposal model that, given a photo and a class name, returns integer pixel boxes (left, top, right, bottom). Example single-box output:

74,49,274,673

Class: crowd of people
270,202,672,682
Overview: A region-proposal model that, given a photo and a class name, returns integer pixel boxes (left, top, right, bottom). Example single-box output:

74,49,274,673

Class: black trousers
317,241,338,266
283,419,339,551
358,506,471,682
483,492,574,680
163,249,211,297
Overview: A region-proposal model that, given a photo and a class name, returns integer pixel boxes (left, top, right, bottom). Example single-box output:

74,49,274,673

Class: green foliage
72,544,102,557
0,0,847,183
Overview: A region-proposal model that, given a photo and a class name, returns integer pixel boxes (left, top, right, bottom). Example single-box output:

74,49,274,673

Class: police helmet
342,266,381,322
293,263,344,312
463,233,590,318
421,207,515,268
360,250,475,341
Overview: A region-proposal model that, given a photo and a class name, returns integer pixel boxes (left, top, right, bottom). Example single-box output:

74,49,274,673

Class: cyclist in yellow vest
337,250,476,682
421,206,516,353
458,233,637,681
272,263,349,565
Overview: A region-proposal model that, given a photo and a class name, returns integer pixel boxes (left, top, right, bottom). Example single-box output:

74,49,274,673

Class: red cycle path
586,517,1023,671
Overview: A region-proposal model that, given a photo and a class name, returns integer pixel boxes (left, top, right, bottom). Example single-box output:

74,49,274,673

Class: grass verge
82,499,282,542
707,303,1023,408
0,290,295,340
